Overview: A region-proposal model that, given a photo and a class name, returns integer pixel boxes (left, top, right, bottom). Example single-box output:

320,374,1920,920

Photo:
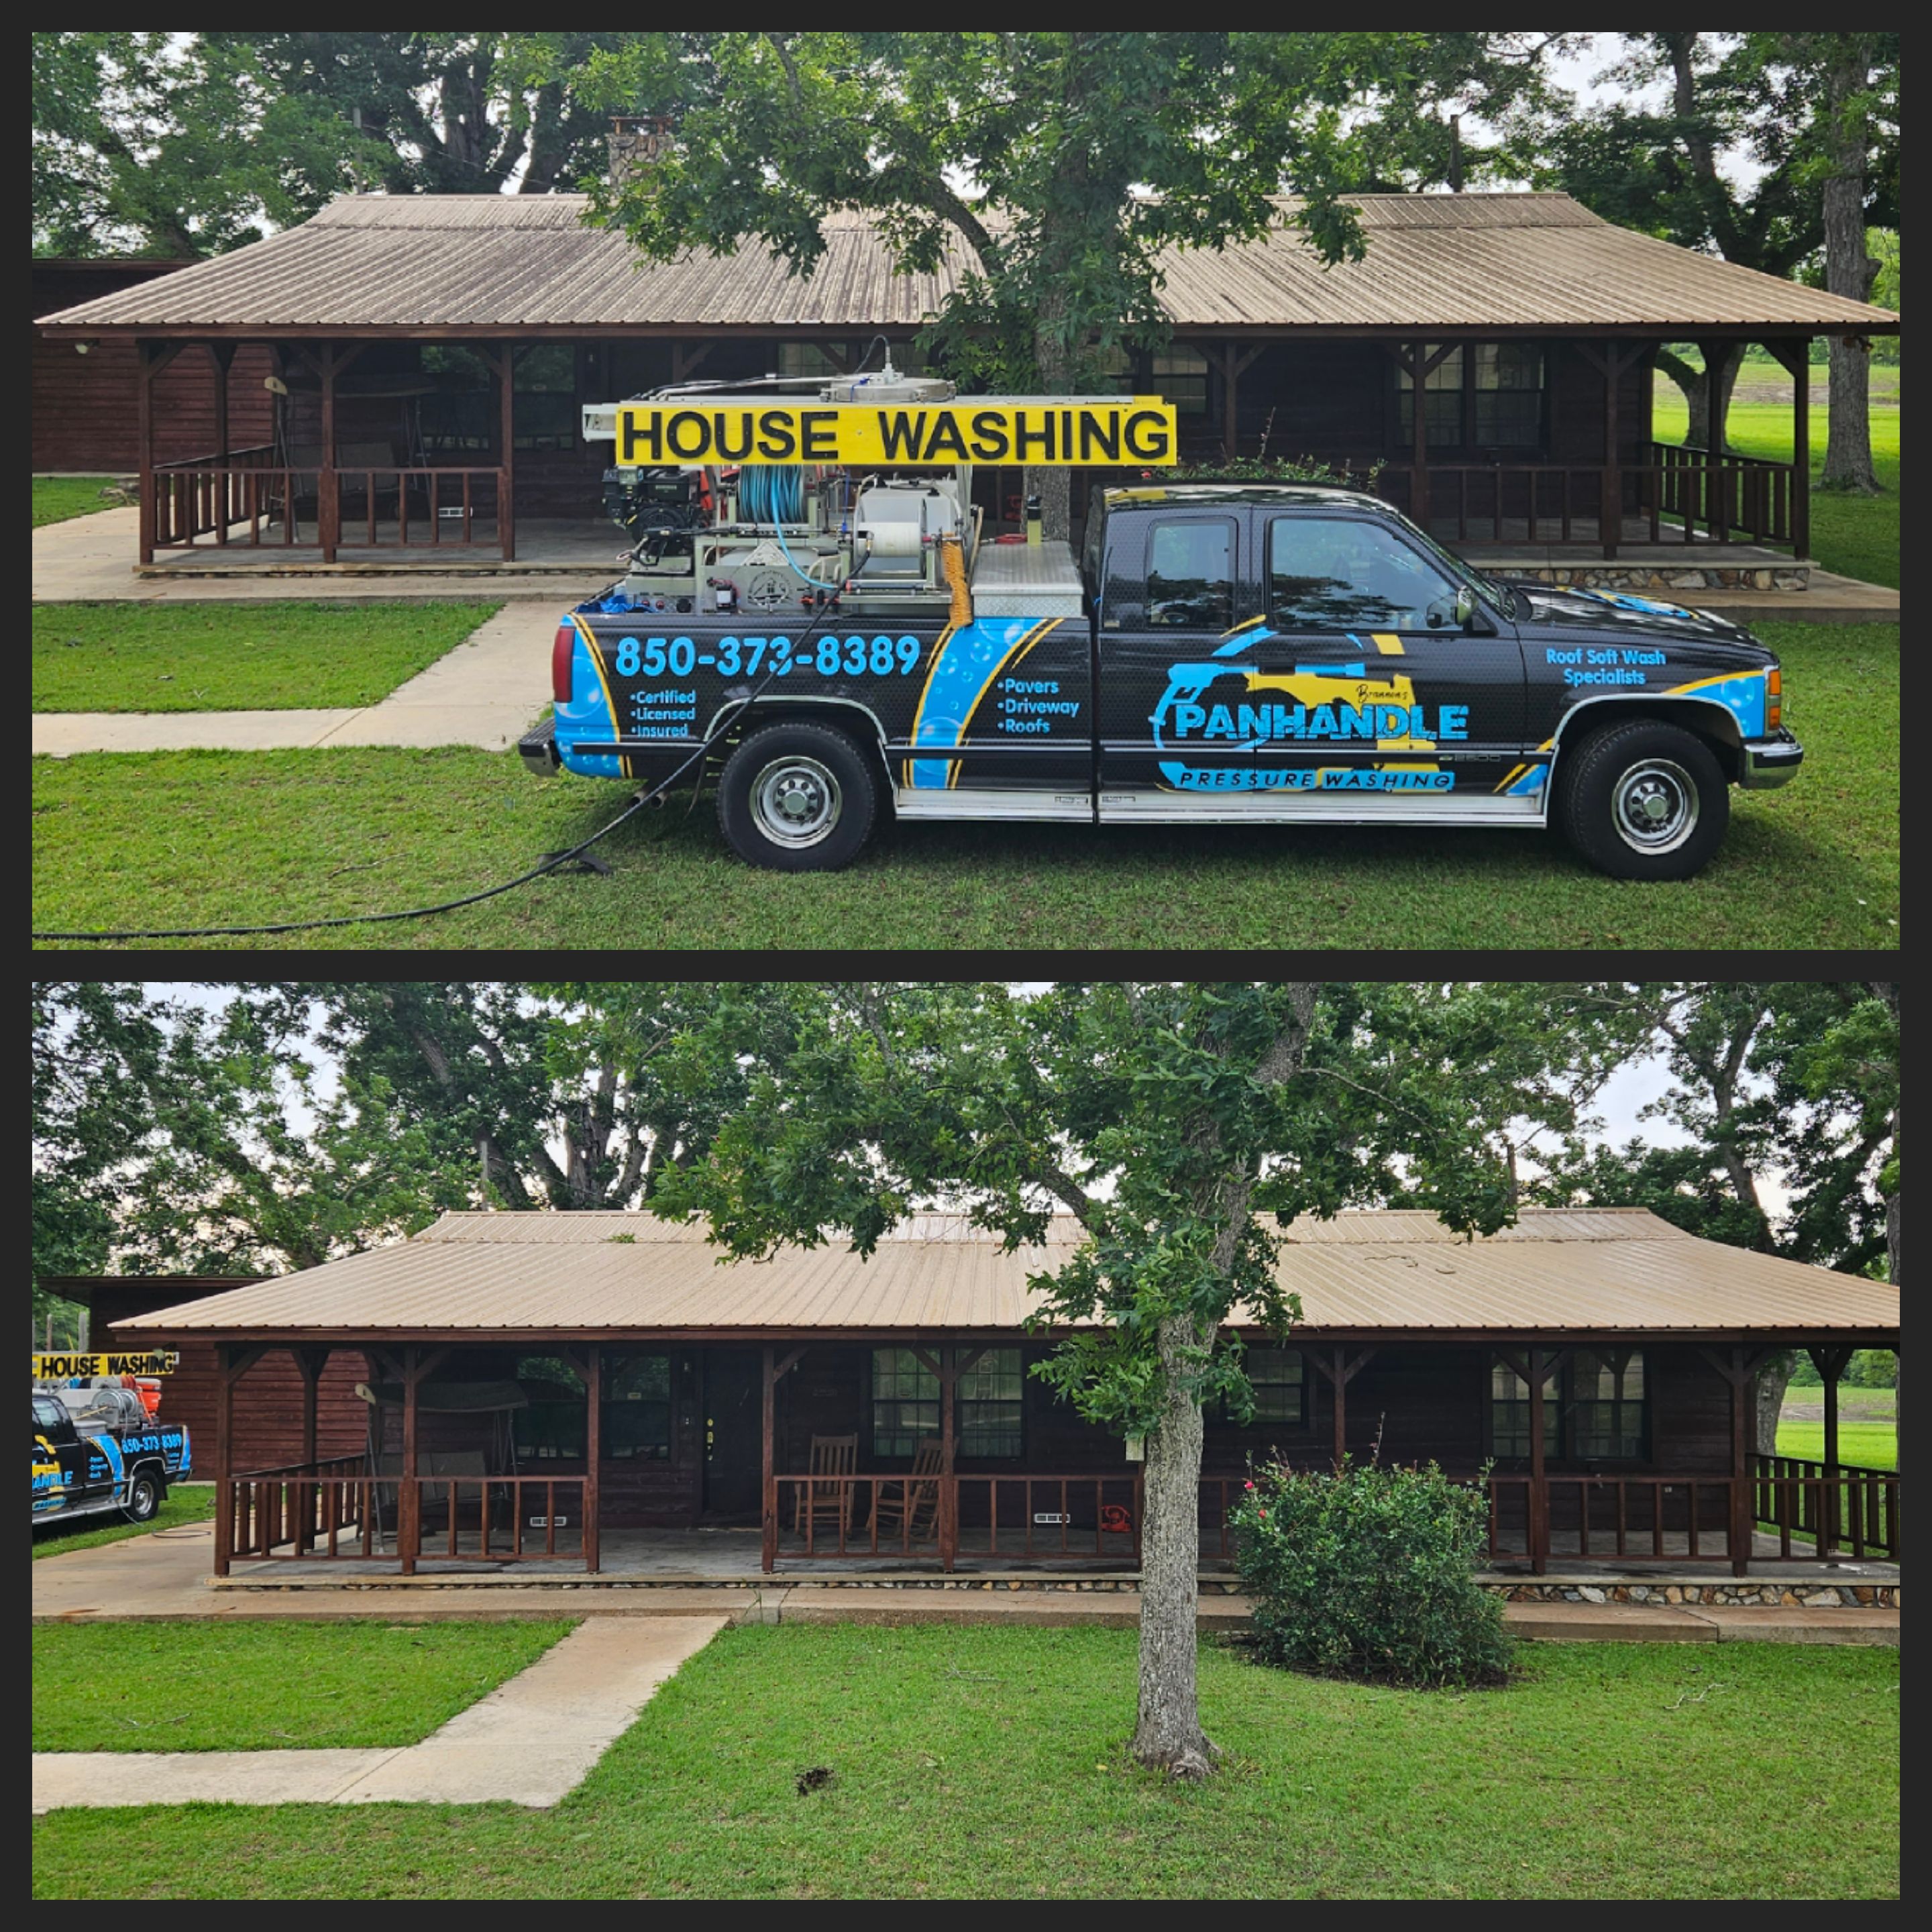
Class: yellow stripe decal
1371,633,1405,655
1493,763,1528,794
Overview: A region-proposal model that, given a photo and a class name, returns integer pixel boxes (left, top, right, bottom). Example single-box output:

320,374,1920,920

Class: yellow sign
614,398,1178,468
32,1351,178,1379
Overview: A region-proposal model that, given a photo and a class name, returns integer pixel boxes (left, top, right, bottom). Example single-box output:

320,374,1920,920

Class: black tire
1554,718,1729,881
123,1470,162,1521
716,720,877,871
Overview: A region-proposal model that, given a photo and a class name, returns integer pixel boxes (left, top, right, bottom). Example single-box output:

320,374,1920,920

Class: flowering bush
1228,1459,1513,1688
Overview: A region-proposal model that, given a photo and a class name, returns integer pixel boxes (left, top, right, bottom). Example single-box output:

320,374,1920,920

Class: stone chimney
607,116,670,193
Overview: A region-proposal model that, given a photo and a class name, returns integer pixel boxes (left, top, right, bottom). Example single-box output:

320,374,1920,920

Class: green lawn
34,477,122,527
1774,1420,1896,1472
30,1625,1898,1900
32,1619,576,1754
1652,385,1900,588
32,1484,215,1560
28,621,1898,951
33,600,503,714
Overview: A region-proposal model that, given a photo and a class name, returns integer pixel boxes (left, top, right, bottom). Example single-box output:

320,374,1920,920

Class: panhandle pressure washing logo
1150,626,1466,793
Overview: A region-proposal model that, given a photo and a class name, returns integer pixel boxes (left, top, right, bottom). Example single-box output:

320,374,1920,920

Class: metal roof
37,192,1897,335
118,1208,1900,1338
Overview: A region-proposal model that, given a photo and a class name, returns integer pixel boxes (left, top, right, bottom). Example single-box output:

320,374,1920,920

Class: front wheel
1554,719,1729,880
716,720,878,871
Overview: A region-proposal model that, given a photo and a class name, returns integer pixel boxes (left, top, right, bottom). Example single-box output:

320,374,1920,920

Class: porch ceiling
117,1208,1900,1340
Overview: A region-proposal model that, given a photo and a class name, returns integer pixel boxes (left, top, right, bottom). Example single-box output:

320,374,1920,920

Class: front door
702,1349,762,1519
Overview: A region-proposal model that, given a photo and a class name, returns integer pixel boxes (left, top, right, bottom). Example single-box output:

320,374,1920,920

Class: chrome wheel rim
751,756,841,848
1613,757,1699,854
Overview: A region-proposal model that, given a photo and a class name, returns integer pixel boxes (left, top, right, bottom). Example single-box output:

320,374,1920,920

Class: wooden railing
224,1466,589,1570
1752,1453,1900,1560
773,1474,945,1558
145,464,509,560
1643,441,1794,547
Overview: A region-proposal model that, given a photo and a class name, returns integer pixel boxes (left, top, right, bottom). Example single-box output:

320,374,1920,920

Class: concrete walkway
34,1520,1898,1644
33,598,557,757
32,1615,724,1813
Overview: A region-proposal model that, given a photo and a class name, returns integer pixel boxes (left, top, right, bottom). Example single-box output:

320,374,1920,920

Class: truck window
1146,519,1234,630
33,1395,68,1432
1269,517,1460,631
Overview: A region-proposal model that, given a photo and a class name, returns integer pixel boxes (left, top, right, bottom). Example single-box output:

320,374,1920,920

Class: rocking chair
871,1437,945,1546
792,1434,857,1545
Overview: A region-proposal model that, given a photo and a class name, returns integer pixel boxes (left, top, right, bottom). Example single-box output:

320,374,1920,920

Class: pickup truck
32,1385,191,1528
522,482,1801,880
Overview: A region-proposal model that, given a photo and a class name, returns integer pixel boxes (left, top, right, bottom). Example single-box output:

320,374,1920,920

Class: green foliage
557,33,1556,398
32,478,121,528
30,1618,576,1752
29,622,1901,949
1230,1459,1514,1687
1785,1348,1896,1388
39,1626,1898,1900
32,600,501,714
1145,453,1384,488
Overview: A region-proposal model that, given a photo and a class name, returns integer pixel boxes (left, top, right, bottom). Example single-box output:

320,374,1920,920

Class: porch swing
354,1379,528,1550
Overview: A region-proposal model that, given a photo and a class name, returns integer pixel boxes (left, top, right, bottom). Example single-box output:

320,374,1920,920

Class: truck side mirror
1454,585,1476,628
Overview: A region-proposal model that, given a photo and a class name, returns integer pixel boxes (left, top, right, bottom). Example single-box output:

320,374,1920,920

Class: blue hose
739,465,803,525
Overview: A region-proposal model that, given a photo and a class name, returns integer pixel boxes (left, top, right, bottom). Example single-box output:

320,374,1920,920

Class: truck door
1094,508,1244,804
32,1395,85,1517
1110,509,1526,811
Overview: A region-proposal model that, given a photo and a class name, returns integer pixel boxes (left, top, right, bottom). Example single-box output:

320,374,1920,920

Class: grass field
1652,380,1900,588
34,478,121,528
32,1484,215,1561
33,601,502,714
30,1625,1898,1900
28,621,1898,951
1774,1421,1896,1471
32,1619,576,1754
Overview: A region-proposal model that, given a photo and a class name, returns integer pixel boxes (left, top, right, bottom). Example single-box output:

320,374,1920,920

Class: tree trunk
1754,1350,1795,1457
1030,320,1075,544
1656,346,1744,453
1821,36,1882,492
1132,1313,1215,1778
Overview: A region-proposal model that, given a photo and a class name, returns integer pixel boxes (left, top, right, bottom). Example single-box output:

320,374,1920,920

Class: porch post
1411,338,1431,533
498,341,517,562
1727,1346,1752,1578
1811,1344,1849,1556
1790,342,1811,561
213,1342,235,1576
1601,339,1621,561
1527,1346,1548,1576
318,343,339,565
136,341,157,566
939,1346,957,1573
584,1345,602,1574
400,1344,421,1576
209,343,234,545
760,1344,776,1574
1331,1346,1348,1470
294,1346,322,1554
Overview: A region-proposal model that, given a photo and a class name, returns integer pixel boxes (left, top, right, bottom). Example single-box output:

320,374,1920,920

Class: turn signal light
552,622,576,704
1766,666,1782,732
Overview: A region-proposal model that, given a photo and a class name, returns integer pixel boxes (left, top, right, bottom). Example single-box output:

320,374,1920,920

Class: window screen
1568,1350,1646,1460
959,1348,1023,1458
1268,517,1460,631
1151,346,1210,416
1473,342,1544,447
602,1354,672,1460
1246,1348,1305,1423
1397,344,1464,448
513,344,578,451
1146,519,1234,630
513,1354,585,1461
872,1348,938,1457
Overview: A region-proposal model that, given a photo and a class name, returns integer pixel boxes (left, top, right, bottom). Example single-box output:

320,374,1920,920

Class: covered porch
207,1334,1900,1585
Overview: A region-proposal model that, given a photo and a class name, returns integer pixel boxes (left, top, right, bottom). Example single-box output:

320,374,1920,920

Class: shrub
1229,1458,1514,1688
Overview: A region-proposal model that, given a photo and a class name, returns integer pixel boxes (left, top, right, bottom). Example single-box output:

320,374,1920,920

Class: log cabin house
35,189,1897,587
114,1207,1899,1583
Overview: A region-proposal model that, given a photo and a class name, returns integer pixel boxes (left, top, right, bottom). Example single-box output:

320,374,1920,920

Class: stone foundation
1489,1580,1896,1608
1507,564,1811,592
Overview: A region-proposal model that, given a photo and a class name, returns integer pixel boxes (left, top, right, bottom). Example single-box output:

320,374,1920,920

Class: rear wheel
1555,719,1729,880
716,720,878,871
123,1470,162,1521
